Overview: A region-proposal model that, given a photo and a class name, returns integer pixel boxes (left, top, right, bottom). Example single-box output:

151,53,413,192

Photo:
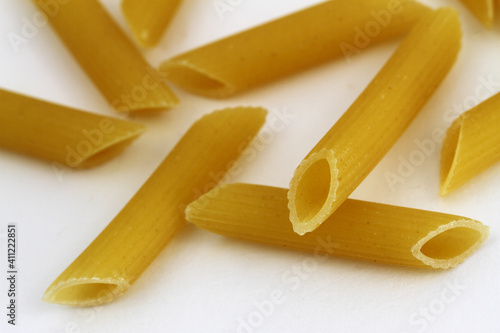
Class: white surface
1,0,499,332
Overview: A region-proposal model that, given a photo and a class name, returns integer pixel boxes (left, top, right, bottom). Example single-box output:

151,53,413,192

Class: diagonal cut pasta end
157,0,433,98
113,78,180,113
411,219,489,269
0,89,146,168
76,124,146,168
439,117,464,196
477,2,494,29
459,0,494,29
159,60,234,98
440,91,500,196
42,107,267,306
43,277,130,307
124,91,179,114
288,149,339,235
288,7,461,234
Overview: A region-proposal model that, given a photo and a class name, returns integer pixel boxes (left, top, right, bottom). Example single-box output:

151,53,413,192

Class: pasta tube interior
288,8,462,235
186,183,489,269
159,0,431,98
440,92,500,195
0,88,145,168
43,107,267,306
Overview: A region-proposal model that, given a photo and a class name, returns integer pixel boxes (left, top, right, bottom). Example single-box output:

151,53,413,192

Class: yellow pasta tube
34,0,178,113
288,8,461,235
457,0,494,28
159,0,431,98
186,183,489,269
440,92,500,195
122,0,182,47
43,107,267,306
0,89,145,168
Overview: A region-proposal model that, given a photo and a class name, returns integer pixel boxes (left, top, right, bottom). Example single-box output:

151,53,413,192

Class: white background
1,0,499,332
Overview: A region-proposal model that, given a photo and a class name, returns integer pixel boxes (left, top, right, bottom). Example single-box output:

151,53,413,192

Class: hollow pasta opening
420,227,481,260
161,61,229,97
44,279,129,306
288,150,338,235
412,220,489,269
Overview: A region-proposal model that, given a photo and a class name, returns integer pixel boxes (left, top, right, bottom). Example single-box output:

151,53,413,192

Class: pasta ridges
411,220,488,269
186,183,489,269
0,89,145,168
440,92,500,195
43,107,267,306
288,8,462,234
160,0,432,98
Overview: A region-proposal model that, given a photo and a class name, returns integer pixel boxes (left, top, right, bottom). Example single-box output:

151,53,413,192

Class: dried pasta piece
122,0,182,47
159,0,431,98
43,107,267,306
288,8,461,235
457,0,494,28
186,183,489,269
0,88,144,168
34,0,178,113
440,92,500,195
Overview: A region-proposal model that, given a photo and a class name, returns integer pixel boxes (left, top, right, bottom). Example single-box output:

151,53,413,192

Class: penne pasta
42,107,267,306
440,92,500,195
0,88,145,168
288,8,461,235
34,0,178,113
159,0,431,98
186,183,489,269
457,0,494,28
122,0,183,48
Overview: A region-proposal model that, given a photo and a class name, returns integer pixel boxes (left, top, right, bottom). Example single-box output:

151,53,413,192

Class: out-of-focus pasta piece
186,183,489,269
160,0,431,98
122,0,183,47
34,0,178,113
43,107,267,306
